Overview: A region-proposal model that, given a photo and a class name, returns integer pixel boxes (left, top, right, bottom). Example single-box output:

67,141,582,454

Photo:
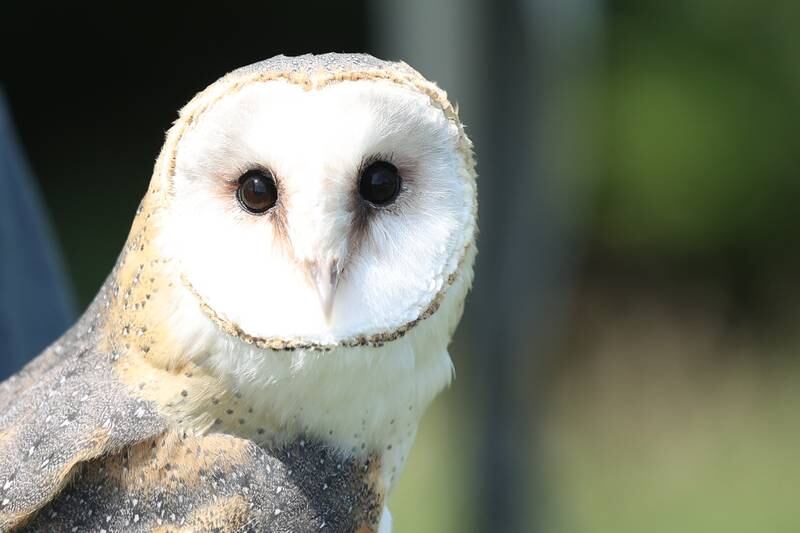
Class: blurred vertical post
370,0,600,531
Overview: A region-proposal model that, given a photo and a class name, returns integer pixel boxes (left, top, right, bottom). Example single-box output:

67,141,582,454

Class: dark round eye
237,169,277,214
359,161,401,206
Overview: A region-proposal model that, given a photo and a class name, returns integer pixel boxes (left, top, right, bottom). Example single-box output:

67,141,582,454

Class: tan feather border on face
163,62,478,352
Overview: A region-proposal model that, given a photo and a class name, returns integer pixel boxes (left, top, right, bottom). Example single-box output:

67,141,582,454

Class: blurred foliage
541,289,800,533
590,0,800,264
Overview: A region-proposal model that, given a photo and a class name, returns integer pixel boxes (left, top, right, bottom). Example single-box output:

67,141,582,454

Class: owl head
151,54,477,352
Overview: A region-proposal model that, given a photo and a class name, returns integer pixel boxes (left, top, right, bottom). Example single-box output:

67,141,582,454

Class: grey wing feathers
0,352,165,530
19,437,383,532
0,295,166,530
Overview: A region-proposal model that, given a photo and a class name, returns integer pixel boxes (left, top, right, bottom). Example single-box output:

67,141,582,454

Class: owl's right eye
237,169,278,214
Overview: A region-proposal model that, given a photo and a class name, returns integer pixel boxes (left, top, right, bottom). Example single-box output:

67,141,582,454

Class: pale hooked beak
309,260,340,323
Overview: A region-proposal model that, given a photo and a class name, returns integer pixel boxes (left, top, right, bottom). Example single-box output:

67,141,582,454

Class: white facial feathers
140,58,477,492
161,79,474,345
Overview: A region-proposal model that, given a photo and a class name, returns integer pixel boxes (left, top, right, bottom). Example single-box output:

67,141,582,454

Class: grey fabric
0,90,75,380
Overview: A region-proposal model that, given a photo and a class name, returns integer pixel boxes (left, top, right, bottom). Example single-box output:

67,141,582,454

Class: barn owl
0,53,477,532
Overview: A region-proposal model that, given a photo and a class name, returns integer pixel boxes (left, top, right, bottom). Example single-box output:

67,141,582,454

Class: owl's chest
177,376,422,495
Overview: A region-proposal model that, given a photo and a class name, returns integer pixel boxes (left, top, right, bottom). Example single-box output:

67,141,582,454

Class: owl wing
0,291,167,530
18,433,384,532
1,349,383,532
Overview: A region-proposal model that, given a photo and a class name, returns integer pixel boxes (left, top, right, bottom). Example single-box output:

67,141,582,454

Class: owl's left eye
237,169,278,214
359,161,401,206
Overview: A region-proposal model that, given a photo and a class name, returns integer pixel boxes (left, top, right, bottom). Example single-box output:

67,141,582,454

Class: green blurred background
3,1,800,531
